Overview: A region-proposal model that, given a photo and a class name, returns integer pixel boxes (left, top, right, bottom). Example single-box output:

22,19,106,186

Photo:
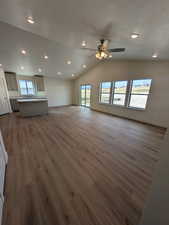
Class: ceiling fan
81,39,125,60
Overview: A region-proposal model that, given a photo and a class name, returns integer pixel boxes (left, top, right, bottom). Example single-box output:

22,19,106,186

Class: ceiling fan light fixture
96,51,108,60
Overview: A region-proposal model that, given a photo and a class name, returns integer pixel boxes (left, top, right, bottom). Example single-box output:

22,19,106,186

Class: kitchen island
17,98,48,117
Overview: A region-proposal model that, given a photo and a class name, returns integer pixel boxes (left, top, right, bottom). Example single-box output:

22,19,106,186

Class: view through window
99,82,111,104
19,80,35,96
113,81,128,106
80,84,91,107
129,79,152,109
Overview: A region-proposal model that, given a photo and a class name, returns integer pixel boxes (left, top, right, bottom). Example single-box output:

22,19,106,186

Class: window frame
111,80,128,107
99,81,113,104
127,79,152,110
98,78,152,111
19,80,35,96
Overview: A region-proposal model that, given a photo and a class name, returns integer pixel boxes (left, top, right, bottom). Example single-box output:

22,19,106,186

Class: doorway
80,84,91,107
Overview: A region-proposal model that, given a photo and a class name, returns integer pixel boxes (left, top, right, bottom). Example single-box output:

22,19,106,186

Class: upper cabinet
5,72,18,91
34,75,45,92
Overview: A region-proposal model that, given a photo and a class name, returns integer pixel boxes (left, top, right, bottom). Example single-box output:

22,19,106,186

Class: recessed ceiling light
44,55,48,59
152,53,158,58
21,66,24,70
82,64,86,68
131,33,140,39
57,72,62,75
21,49,27,55
38,68,42,73
81,41,87,47
67,60,72,65
27,16,35,24
72,74,75,77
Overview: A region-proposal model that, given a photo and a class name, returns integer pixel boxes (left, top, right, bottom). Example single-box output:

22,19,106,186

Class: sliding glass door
80,84,91,107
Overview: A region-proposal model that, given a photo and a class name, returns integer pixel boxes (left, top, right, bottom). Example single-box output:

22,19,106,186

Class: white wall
74,60,169,127
44,77,73,107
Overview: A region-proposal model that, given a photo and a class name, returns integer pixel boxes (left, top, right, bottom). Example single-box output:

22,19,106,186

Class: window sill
99,102,125,108
98,102,146,111
127,106,146,111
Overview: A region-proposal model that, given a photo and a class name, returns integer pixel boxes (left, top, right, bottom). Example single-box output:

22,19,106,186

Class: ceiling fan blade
109,48,125,52
102,40,109,49
80,48,97,51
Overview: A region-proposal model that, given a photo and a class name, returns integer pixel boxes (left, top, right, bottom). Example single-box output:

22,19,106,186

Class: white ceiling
0,0,169,78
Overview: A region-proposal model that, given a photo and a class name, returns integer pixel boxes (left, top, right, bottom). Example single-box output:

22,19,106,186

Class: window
19,80,35,96
112,81,128,106
99,78,152,110
128,79,152,109
99,82,111,104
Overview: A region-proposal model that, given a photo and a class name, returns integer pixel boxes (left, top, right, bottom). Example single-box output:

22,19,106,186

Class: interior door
80,84,91,107
0,70,11,115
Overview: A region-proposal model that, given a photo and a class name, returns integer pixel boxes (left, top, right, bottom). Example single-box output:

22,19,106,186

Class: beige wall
139,129,169,225
74,60,169,127
44,77,73,107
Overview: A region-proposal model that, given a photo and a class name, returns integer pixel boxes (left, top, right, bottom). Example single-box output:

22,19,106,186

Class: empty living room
0,0,169,225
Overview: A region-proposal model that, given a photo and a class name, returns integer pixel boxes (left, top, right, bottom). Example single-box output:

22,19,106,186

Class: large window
112,81,128,106
100,82,111,104
99,79,152,110
19,80,35,96
129,79,152,109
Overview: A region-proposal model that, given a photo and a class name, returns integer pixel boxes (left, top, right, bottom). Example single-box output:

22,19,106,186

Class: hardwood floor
0,106,165,225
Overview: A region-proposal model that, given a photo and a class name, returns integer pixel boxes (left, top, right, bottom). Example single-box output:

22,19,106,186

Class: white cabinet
0,133,8,164
0,157,5,198
0,68,11,115
0,130,8,225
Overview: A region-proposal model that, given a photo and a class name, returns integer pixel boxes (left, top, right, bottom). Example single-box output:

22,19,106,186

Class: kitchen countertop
17,98,48,103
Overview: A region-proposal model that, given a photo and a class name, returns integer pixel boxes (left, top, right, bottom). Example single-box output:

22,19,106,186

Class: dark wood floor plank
0,106,165,225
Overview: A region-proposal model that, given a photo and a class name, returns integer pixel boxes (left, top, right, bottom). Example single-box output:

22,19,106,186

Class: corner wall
73,60,169,127
44,77,73,107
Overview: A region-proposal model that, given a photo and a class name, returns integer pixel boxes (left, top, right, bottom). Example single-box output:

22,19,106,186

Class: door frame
80,84,92,108
0,69,12,115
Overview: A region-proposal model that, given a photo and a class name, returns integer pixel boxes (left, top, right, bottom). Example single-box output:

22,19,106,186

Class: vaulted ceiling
0,0,169,78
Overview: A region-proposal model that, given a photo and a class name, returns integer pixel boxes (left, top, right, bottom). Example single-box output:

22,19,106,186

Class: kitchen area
1,70,48,117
